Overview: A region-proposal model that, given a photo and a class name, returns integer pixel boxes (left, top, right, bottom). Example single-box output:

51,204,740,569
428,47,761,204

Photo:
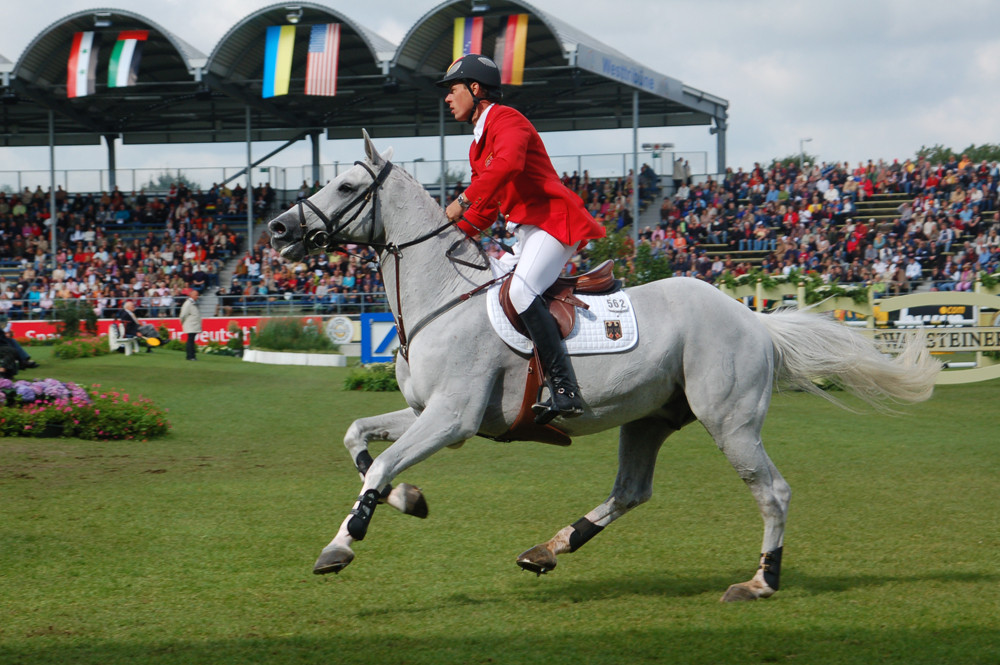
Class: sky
2,0,1000,182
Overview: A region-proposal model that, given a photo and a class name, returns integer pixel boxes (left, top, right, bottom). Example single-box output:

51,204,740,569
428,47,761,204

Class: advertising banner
10,317,273,346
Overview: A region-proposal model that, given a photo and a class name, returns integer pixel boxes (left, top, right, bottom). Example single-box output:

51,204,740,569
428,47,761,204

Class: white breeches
507,224,578,314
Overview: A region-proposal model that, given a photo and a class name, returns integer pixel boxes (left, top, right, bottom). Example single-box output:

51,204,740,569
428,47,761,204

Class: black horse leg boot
518,297,584,425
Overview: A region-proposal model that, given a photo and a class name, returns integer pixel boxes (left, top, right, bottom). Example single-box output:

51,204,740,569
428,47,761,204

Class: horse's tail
756,309,940,410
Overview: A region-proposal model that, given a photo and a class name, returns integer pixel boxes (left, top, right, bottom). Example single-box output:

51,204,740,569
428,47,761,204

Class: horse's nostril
269,220,288,238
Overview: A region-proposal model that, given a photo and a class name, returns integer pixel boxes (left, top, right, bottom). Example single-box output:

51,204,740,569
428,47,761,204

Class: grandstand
0,151,997,329
648,157,999,294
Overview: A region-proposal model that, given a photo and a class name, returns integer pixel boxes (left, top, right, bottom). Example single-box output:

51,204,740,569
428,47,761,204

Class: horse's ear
362,129,393,166
362,129,382,166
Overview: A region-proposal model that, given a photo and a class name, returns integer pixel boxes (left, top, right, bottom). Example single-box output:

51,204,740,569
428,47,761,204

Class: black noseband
298,159,394,253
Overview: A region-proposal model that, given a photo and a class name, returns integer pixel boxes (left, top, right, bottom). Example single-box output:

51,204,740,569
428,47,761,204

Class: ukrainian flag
262,25,296,98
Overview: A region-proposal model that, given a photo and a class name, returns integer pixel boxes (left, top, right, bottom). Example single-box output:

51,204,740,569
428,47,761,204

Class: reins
381,230,507,360
297,159,394,253
296,158,511,360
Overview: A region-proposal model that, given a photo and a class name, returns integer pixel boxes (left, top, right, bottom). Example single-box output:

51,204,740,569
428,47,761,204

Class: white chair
108,323,139,356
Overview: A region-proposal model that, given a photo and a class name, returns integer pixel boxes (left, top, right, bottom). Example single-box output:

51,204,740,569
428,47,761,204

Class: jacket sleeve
460,110,531,233
457,159,499,236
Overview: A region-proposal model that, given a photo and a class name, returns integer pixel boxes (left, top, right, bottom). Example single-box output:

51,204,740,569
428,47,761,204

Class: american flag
305,23,341,96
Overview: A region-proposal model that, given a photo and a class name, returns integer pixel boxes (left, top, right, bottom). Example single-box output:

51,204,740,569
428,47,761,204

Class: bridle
296,159,394,254
293,158,510,360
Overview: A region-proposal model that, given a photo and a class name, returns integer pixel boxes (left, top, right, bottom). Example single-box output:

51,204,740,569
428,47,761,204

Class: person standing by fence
179,288,202,361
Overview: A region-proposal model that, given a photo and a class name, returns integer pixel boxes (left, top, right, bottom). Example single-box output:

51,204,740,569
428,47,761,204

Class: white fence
0,151,709,201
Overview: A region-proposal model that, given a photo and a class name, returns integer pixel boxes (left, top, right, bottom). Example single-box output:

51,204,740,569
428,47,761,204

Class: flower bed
52,335,111,359
343,362,398,392
0,378,170,440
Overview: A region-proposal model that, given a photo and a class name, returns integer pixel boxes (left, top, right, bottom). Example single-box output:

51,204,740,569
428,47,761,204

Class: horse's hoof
516,545,557,576
399,483,429,519
313,545,355,575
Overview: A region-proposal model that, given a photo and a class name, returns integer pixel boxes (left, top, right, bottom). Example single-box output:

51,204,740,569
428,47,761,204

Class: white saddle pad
486,282,639,355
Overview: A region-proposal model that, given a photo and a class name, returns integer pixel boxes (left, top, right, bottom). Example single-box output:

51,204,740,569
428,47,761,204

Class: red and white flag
305,23,341,96
67,31,99,98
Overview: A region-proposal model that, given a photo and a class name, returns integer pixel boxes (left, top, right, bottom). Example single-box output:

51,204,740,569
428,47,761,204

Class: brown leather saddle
489,260,621,447
498,259,619,338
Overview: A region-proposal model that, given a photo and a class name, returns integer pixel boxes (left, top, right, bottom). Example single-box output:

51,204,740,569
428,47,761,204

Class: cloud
4,0,1000,176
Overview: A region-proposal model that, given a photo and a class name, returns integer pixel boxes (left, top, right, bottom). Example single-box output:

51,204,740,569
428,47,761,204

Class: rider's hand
445,199,465,222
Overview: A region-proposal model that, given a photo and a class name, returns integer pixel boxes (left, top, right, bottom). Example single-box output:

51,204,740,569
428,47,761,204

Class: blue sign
361,312,399,363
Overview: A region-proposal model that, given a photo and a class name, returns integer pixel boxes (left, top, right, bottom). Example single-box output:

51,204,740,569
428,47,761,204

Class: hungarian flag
452,16,483,61
67,31,99,98
262,25,296,98
494,14,529,85
305,23,341,96
108,30,148,88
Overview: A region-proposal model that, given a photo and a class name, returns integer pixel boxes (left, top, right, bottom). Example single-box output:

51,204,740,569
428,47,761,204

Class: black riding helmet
436,54,503,124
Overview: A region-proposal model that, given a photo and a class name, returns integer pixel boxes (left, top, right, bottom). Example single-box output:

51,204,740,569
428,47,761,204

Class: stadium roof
392,0,728,138
0,0,729,161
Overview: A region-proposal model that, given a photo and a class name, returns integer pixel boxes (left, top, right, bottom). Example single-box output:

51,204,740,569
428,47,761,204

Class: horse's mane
389,161,451,221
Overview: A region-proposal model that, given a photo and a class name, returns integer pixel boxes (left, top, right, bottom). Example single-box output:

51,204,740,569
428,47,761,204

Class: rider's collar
473,103,495,144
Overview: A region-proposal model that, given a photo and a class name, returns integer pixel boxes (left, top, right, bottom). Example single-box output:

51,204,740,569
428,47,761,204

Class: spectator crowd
0,181,258,319
216,237,387,316
2,153,999,323
638,155,1000,294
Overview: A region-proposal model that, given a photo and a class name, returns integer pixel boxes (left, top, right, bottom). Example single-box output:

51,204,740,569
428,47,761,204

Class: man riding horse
438,54,606,425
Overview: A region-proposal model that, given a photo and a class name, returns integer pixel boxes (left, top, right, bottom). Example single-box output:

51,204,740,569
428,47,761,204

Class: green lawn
1,348,997,664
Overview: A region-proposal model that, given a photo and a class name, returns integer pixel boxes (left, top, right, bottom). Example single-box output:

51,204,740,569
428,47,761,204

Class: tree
54,299,98,338
770,153,816,169
588,228,633,274
916,143,1000,164
587,229,671,286
445,167,467,186
141,169,201,193
631,241,673,285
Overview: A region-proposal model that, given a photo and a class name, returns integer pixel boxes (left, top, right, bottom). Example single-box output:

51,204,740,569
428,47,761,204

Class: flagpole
311,132,320,187
439,98,446,208
246,106,253,253
105,134,116,191
49,110,57,272
632,90,639,246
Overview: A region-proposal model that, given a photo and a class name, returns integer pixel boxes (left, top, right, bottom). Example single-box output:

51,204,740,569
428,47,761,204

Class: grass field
1,348,997,665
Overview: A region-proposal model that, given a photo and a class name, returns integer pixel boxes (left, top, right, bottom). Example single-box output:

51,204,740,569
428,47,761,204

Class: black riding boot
519,297,584,425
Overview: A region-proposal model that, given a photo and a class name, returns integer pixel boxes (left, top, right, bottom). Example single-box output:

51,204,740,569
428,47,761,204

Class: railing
213,292,390,317
2,294,392,322
0,151,710,203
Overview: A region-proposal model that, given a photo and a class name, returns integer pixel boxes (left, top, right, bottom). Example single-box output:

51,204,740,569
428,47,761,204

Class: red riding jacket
459,105,606,247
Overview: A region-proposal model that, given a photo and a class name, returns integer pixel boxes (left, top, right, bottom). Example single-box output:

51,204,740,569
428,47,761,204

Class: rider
438,54,606,424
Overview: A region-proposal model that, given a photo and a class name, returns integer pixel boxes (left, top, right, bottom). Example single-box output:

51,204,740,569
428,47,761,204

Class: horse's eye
338,183,354,193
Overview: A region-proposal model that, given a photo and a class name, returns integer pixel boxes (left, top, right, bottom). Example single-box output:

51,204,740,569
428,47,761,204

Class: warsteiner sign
867,327,1000,352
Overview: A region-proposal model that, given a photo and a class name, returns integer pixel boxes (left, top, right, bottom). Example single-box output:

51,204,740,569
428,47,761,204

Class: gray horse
268,132,939,601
